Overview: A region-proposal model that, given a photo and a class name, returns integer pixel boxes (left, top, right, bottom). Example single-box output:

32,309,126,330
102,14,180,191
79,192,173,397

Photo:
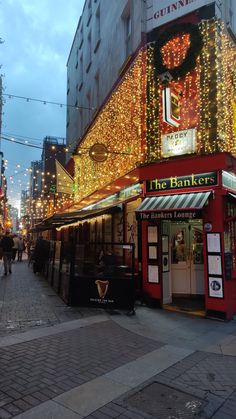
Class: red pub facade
137,152,236,320
39,5,236,320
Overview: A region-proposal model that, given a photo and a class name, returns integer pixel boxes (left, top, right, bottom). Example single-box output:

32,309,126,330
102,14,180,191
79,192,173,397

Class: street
0,260,236,418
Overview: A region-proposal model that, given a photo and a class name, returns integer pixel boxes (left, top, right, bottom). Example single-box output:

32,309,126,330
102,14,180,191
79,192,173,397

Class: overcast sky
0,0,84,211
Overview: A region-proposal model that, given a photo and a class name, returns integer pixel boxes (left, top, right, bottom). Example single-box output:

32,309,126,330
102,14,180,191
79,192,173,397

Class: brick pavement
83,351,236,419
1,259,236,418
0,320,162,418
0,260,100,336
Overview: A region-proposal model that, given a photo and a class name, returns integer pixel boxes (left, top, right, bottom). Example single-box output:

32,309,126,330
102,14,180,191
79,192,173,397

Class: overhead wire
3,92,96,111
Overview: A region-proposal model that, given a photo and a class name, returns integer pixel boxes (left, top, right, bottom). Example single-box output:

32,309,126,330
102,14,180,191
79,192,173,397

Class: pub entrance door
162,220,205,313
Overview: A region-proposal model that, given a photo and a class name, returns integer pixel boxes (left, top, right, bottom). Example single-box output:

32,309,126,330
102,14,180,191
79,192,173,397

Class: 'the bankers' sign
146,172,217,192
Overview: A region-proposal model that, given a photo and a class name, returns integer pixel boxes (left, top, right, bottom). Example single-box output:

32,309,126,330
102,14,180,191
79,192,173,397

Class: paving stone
0,291,161,418
0,408,12,419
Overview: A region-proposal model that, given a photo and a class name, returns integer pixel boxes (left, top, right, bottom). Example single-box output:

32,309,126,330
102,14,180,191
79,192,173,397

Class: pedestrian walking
17,236,25,261
12,234,19,261
33,236,50,274
0,230,14,276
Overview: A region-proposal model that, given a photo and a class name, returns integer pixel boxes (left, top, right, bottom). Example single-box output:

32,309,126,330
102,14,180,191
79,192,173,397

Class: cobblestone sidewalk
84,350,236,419
0,320,162,418
0,260,101,336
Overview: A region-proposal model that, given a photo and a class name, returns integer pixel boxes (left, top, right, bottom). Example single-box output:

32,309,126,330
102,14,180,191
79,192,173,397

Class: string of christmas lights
74,50,146,206
3,93,96,111
6,19,236,223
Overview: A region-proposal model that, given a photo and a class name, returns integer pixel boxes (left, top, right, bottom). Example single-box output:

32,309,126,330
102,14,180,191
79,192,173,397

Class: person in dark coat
1,231,14,275
33,236,50,274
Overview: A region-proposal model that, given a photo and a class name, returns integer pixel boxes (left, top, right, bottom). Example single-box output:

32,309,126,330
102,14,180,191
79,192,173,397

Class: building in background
20,190,30,235
28,137,68,229
7,204,18,232
20,190,29,218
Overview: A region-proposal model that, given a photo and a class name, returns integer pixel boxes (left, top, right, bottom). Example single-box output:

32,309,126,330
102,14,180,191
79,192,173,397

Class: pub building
136,152,236,320
35,7,236,319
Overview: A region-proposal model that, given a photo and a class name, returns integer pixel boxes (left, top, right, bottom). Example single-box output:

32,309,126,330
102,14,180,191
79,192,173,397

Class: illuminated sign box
146,172,218,193
161,128,196,158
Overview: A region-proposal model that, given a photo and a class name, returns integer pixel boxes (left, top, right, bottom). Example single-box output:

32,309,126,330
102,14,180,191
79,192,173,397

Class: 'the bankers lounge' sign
146,172,217,193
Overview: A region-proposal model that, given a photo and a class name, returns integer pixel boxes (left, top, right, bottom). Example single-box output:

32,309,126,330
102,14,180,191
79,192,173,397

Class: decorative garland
153,23,203,80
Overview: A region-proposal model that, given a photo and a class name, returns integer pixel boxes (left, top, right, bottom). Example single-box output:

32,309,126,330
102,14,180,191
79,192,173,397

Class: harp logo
95,280,109,299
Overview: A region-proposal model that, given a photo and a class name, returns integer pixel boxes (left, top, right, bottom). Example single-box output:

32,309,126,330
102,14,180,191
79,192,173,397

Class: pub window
79,25,83,49
125,14,131,57
86,89,92,124
79,54,83,90
94,4,101,53
86,31,92,72
79,108,83,133
75,48,79,69
87,0,92,26
172,228,186,263
94,71,99,110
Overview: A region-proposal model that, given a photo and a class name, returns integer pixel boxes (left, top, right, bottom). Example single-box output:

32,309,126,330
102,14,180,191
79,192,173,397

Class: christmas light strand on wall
74,50,146,203
146,18,236,161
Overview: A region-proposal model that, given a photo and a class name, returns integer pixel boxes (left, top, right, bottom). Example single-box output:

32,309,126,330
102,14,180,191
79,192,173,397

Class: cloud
0,0,84,210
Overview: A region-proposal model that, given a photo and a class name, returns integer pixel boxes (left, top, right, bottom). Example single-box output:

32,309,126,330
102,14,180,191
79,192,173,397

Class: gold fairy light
74,50,146,203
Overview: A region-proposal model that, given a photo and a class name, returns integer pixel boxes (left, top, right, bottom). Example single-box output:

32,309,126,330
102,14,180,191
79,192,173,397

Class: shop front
136,153,236,320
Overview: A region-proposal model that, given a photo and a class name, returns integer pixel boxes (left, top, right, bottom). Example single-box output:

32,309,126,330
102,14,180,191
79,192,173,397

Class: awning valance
228,192,236,200
136,191,211,212
32,205,121,232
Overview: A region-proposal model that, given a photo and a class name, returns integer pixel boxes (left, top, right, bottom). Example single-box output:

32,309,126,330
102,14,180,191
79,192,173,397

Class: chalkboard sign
224,252,232,280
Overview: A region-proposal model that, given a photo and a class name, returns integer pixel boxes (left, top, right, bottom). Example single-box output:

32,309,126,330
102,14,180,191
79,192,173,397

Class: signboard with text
136,209,202,220
161,128,196,157
148,0,215,31
146,172,217,193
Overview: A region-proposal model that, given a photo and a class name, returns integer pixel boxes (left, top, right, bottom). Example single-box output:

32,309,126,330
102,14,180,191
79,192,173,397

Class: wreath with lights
153,23,203,80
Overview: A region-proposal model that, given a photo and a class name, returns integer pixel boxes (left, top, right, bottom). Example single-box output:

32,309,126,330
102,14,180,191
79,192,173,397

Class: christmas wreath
153,23,203,80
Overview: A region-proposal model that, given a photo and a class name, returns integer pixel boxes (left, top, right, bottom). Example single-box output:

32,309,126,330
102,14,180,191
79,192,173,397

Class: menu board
148,265,159,283
148,226,158,243
207,233,221,253
208,255,222,276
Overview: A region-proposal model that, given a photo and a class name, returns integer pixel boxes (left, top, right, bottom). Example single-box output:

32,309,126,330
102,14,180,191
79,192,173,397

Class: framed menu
148,245,158,260
148,226,158,243
207,233,221,253
208,255,222,276
148,265,159,283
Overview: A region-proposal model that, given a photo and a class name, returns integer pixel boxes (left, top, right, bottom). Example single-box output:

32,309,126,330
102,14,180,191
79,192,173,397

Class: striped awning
136,191,211,212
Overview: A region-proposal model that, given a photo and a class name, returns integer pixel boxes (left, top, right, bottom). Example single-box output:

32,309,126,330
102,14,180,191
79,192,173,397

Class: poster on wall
209,277,223,298
148,245,158,260
208,255,222,276
148,226,158,243
162,254,169,272
148,265,159,283
207,233,221,253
